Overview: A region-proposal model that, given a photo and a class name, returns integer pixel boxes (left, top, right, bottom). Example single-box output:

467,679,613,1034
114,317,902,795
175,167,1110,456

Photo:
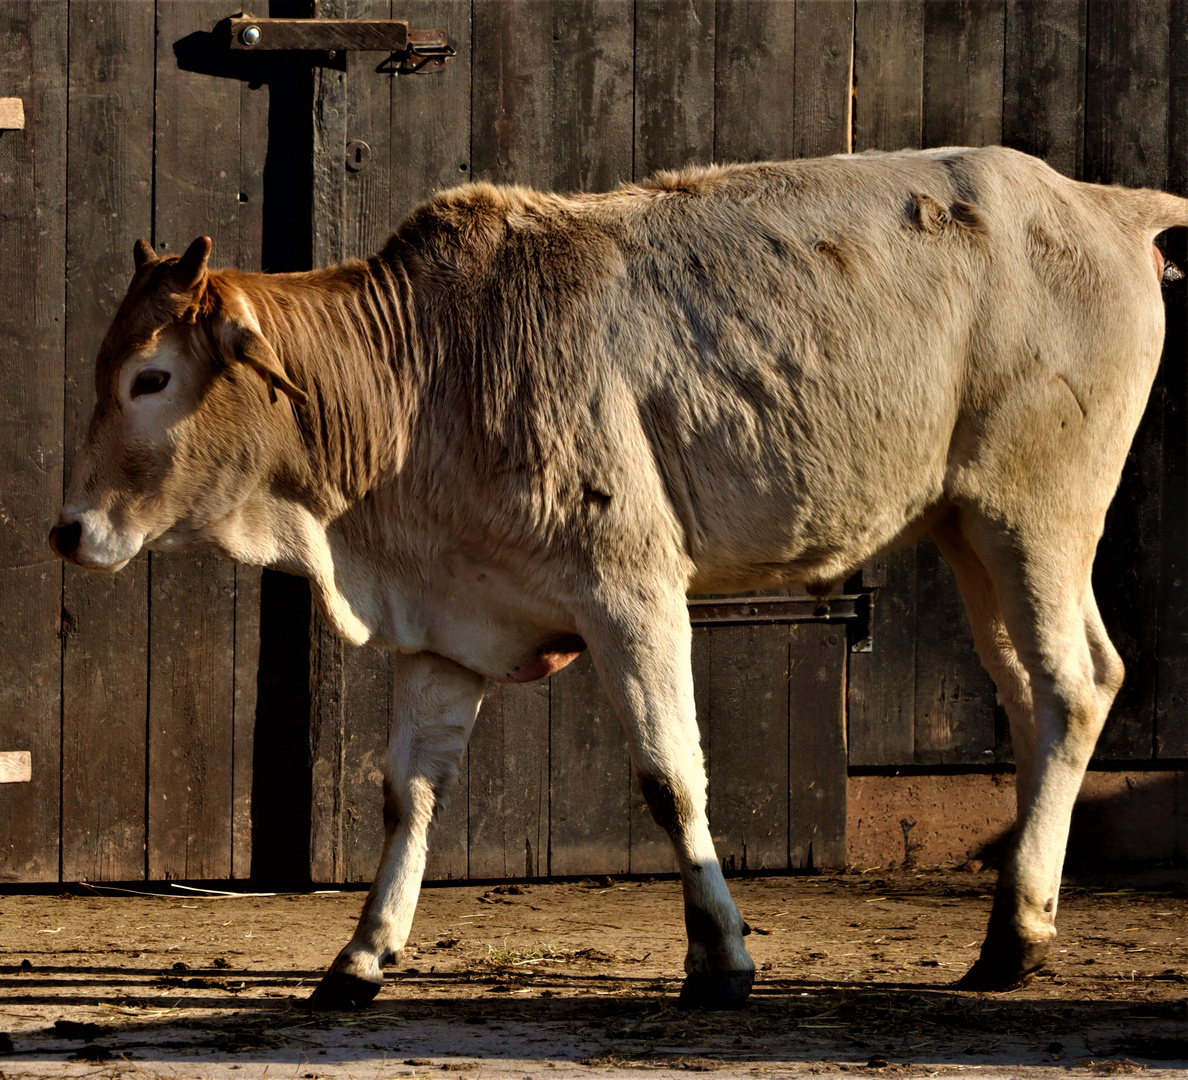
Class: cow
48,146,1185,1010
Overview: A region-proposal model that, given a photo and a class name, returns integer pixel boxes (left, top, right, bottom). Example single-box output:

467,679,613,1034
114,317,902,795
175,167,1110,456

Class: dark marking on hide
906,193,985,238
1052,373,1086,419
638,773,694,837
583,484,612,507
812,237,848,273
684,901,726,950
382,779,402,833
1043,897,1054,914
763,232,789,261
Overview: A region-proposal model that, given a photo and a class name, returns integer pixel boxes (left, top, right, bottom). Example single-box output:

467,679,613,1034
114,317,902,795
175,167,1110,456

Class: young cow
50,147,1186,1009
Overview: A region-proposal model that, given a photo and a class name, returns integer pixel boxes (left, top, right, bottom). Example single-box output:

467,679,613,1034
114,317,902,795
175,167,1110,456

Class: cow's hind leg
583,590,754,1009
935,511,1122,990
309,652,486,1009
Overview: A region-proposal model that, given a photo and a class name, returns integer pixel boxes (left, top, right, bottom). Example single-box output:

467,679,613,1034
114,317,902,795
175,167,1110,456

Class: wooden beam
0,98,24,129
0,752,32,784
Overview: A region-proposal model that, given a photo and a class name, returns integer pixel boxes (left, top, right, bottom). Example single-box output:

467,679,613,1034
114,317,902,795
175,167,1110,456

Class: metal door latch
228,15,455,73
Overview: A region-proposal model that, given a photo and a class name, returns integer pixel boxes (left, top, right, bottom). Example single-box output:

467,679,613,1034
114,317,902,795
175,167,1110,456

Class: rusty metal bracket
228,15,454,72
687,594,859,627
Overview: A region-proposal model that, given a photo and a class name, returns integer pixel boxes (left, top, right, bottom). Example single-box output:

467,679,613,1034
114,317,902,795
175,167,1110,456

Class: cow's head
49,237,306,571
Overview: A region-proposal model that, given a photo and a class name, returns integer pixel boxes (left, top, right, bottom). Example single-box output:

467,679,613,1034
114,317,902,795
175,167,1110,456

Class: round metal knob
239,24,262,46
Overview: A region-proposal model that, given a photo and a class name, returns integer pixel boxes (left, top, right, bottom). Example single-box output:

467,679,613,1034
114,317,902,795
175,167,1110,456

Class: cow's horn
133,238,157,269
172,235,212,292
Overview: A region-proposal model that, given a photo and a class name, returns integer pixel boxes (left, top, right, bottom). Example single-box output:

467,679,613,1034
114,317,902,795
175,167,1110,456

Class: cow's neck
211,261,430,644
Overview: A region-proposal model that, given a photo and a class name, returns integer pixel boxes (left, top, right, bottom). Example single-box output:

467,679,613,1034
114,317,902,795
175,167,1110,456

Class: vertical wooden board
912,540,998,764
1002,0,1086,179
1085,0,1169,760
309,621,345,882
793,1,854,158
549,654,631,876
553,0,634,192
634,0,716,178
338,646,392,882
0,0,66,883
714,0,797,163
468,682,550,879
343,0,394,259
59,0,154,883
388,0,473,223
1157,4,1188,758
922,1,1005,150
852,0,923,152
847,551,917,765
706,625,790,872
232,566,260,877
150,0,266,878
471,0,555,188
788,623,847,869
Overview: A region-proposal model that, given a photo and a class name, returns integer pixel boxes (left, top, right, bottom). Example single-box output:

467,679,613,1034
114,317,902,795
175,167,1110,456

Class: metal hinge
228,14,455,73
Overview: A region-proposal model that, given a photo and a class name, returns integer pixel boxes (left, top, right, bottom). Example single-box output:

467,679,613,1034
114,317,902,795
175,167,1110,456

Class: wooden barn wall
0,0,1184,884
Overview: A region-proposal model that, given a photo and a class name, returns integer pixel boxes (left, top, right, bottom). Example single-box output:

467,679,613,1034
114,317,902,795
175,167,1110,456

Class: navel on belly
510,634,587,682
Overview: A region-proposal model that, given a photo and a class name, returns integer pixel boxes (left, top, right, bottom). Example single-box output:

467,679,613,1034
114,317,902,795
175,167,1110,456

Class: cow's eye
131,369,171,398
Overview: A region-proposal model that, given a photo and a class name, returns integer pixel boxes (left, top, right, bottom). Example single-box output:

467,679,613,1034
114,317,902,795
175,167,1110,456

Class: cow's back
390,148,1168,594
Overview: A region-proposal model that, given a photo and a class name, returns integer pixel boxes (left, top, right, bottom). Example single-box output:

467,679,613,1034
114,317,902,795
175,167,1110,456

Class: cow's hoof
678,969,754,1010
308,969,383,1010
956,940,1048,992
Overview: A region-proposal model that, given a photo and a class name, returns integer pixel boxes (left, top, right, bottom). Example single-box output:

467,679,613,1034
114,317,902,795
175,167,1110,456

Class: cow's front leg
309,652,486,1009
584,591,754,1009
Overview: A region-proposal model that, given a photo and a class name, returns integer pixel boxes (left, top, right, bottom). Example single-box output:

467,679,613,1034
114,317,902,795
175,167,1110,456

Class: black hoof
308,969,383,1010
956,940,1048,992
678,969,754,1010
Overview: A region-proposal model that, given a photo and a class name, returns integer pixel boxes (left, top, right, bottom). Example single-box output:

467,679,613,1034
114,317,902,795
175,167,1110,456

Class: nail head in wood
0,751,32,783
0,98,25,130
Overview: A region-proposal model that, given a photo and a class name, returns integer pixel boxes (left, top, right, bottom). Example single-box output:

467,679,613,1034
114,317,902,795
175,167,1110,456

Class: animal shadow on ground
2,964,1185,1068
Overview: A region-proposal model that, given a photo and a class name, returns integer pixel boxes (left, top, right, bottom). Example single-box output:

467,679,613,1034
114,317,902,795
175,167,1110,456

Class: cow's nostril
49,520,82,561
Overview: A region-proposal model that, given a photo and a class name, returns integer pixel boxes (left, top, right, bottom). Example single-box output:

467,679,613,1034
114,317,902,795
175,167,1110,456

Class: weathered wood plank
549,654,631,876
706,625,790,872
714,0,797,163
634,0,715,178
847,554,917,766
553,0,633,192
61,0,155,884
471,0,555,189
912,541,997,765
0,0,67,883
793,0,854,158
788,623,847,868
922,0,1005,150
852,0,923,152
1002,0,1086,179
149,0,265,878
468,682,549,879
1085,0,1170,760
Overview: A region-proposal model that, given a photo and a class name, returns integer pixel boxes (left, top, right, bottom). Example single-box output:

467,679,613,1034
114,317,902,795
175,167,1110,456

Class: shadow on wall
846,771,1188,872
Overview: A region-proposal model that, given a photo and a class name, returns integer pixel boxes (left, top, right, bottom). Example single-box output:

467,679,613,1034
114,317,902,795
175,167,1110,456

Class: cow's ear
227,324,308,406
172,235,212,292
133,238,157,269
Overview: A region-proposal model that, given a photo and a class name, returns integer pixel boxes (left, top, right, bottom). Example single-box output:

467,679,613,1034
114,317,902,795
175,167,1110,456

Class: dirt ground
1,870,1185,1079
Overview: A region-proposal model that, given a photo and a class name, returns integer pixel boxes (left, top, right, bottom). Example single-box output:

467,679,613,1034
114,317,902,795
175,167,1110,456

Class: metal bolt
239,24,262,46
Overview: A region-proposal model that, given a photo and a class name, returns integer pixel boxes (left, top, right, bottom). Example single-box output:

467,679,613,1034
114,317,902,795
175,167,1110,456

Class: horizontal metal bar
229,17,411,51
687,595,858,626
